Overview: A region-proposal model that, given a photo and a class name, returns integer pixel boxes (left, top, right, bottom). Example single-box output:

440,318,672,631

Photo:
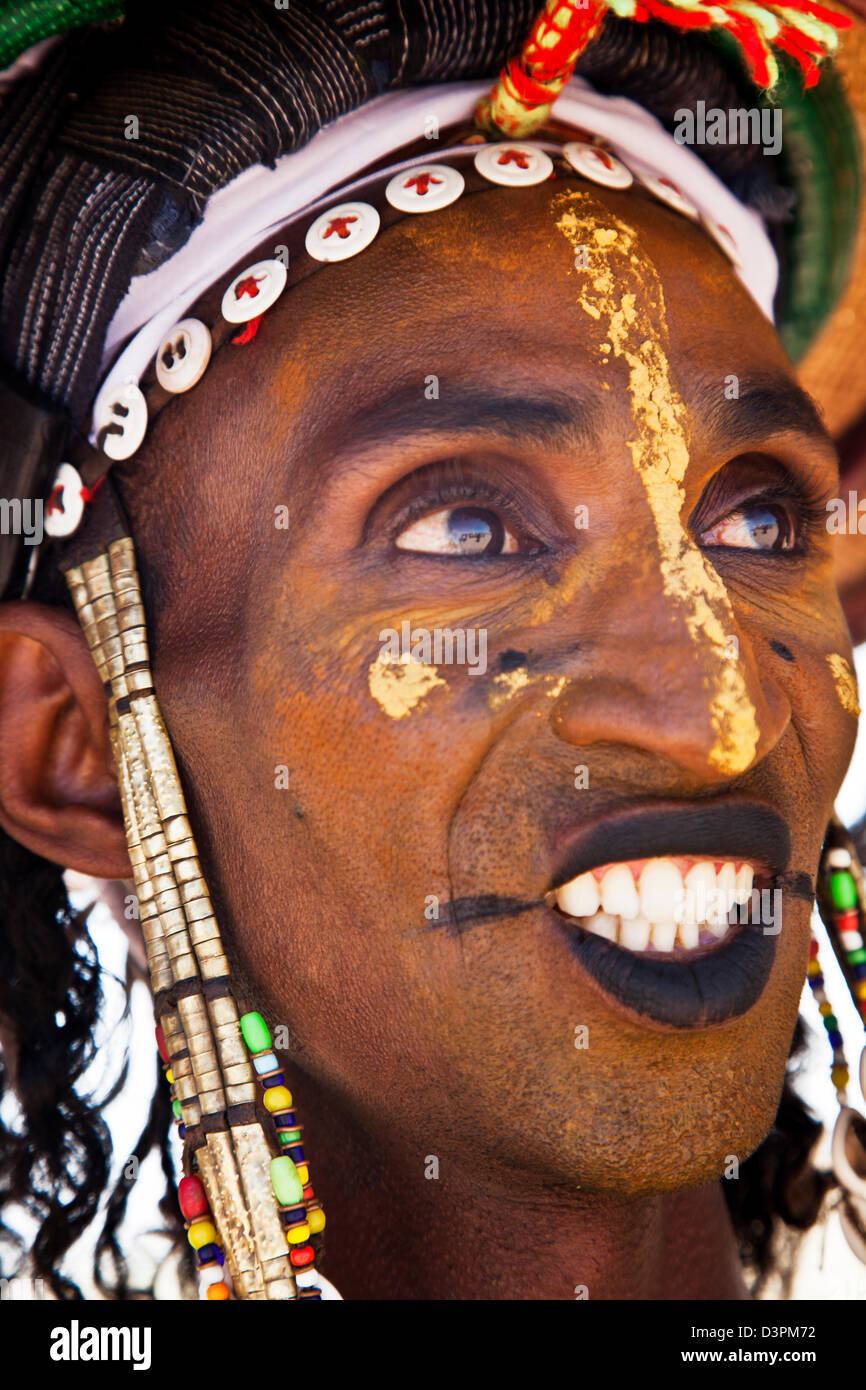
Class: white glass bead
221,258,288,323
827,848,853,869
305,202,380,262
294,1270,342,1299
43,462,85,538
841,930,864,952
385,163,465,212
94,381,148,460
562,141,633,189
155,318,212,392
198,1264,225,1290
473,142,553,187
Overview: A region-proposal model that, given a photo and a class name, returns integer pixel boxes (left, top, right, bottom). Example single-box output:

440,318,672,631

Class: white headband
91,76,778,445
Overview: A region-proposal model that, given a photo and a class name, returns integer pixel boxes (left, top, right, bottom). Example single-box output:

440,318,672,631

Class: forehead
259,178,788,391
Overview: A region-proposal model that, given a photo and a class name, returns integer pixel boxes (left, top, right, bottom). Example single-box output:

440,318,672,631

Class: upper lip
548,798,791,892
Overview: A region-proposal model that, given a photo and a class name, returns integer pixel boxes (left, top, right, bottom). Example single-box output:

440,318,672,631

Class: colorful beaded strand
157,1025,232,1298
806,937,850,1101
823,843,866,1029
240,1011,326,1299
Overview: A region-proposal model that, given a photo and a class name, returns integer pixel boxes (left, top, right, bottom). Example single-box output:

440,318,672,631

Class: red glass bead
302,1185,314,1202
837,909,860,934
290,1245,315,1268
809,938,820,957
179,1174,210,1221
155,1024,169,1064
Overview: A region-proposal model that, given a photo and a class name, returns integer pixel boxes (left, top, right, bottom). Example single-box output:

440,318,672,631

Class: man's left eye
699,502,796,553
395,505,522,556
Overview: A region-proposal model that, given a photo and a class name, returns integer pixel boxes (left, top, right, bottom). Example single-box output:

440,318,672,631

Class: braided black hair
0,1,837,1298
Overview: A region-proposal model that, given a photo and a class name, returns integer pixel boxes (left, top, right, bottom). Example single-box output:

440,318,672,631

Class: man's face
120,178,857,1193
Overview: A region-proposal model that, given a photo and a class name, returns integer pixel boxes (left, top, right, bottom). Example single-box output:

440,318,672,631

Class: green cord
0,0,124,68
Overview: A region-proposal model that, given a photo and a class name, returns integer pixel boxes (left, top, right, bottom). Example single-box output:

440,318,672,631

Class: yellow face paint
553,190,760,776
488,667,568,711
827,653,860,717
367,652,446,719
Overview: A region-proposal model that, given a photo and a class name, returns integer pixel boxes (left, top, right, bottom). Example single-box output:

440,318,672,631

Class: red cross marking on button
234,273,267,299
496,149,531,168
404,173,444,195
323,215,358,239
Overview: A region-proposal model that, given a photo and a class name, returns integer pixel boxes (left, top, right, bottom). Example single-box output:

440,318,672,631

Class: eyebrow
339,383,600,454
691,372,831,453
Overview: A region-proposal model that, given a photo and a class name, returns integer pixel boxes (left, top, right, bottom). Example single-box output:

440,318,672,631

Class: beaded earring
62,501,336,1300
814,818,866,1263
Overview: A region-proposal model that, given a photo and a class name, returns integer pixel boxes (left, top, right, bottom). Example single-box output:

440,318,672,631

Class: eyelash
697,477,830,556
386,470,546,553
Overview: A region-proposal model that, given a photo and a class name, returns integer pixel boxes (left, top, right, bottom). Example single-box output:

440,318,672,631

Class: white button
702,216,743,269
385,163,465,212
637,173,698,220
94,381,148,460
221,258,288,323
474,142,553,186
304,202,380,262
563,142,633,189
44,462,85,538
155,318,212,393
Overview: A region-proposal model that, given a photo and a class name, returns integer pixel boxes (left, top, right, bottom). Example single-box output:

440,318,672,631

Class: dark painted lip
552,904,779,1029
549,798,791,893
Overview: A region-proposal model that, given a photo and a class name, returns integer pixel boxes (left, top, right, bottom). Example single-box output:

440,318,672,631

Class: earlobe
0,601,132,879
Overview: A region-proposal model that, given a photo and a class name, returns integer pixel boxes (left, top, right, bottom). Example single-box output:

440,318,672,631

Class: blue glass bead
262,1072,286,1089
286,1145,305,1164
216,1250,224,1266
197,1243,219,1264
253,1051,279,1075
273,1111,296,1129
853,964,866,980
178,1124,186,1139
828,1029,843,1048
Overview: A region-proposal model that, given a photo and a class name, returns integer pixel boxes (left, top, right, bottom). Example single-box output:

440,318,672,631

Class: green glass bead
172,1099,182,1120
830,870,858,911
848,947,866,966
278,1128,302,1144
270,1156,304,1207
240,1011,271,1054
823,1014,838,1031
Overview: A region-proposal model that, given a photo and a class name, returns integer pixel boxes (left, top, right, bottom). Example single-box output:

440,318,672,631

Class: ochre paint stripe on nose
552,188,760,776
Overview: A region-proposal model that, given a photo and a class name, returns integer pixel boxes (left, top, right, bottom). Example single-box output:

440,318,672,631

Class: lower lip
553,906,778,1028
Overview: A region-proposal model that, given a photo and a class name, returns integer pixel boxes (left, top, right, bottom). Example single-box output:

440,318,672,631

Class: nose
548,545,791,783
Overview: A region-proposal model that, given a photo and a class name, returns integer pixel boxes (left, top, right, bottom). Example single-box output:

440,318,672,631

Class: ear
0,600,131,878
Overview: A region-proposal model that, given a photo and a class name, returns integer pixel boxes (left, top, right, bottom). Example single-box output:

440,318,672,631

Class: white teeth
708,862,736,931
590,912,619,941
638,859,682,923
683,862,717,924
554,855,760,956
650,920,677,952
600,864,640,919
619,914,651,951
735,863,754,904
677,918,700,950
555,871,600,918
